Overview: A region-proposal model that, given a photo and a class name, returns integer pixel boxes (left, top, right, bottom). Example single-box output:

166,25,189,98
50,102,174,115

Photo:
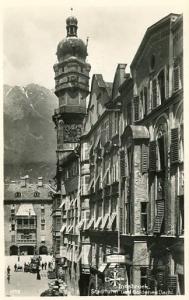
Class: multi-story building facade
52,14,91,295
4,176,53,256
52,13,184,295
118,13,184,295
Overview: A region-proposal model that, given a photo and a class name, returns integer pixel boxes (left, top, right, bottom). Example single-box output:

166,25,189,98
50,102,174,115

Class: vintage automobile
24,263,30,272
29,256,40,273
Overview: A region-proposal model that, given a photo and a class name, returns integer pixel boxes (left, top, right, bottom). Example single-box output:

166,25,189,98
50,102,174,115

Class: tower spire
66,9,78,37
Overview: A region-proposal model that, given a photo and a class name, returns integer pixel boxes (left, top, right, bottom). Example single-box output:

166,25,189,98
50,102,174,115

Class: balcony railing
17,239,36,244
17,225,36,230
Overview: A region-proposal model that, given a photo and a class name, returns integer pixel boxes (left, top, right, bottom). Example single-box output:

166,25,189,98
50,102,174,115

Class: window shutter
165,66,169,99
153,200,164,234
173,66,180,91
149,141,156,172
171,128,179,164
180,60,183,87
167,275,177,294
109,115,112,138
180,123,184,145
152,79,157,108
141,144,149,173
134,96,139,121
120,150,126,177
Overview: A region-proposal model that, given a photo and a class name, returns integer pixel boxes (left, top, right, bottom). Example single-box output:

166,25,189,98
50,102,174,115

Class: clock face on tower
63,124,82,142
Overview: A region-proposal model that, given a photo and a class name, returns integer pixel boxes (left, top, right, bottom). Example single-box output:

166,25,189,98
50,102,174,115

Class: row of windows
133,65,182,122
14,192,52,198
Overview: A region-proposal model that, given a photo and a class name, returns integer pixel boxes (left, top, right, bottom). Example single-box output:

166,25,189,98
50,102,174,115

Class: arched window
34,192,40,197
15,192,21,198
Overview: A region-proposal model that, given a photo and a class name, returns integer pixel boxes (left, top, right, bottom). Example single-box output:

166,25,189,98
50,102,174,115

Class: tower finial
86,36,89,47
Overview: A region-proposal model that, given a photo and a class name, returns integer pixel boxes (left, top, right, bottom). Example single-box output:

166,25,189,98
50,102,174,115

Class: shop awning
101,214,109,230
59,200,65,209
77,250,83,263
88,178,94,192
66,225,71,234
60,224,66,233
98,263,108,273
16,203,36,216
107,213,117,230
94,217,102,229
102,168,109,183
86,218,94,230
78,219,84,230
68,225,73,234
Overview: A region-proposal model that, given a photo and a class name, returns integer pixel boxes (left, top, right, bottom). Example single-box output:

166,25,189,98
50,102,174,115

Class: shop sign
81,265,90,274
104,265,128,290
106,254,126,263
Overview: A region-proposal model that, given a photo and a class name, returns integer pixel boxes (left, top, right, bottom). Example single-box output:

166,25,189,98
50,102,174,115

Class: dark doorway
19,246,34,255
39,245,48,255
10,245,18,255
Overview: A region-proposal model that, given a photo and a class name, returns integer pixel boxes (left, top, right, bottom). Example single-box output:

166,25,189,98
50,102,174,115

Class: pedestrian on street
48,262,51,269
44,262,47,270
7,266,11,275
7,274,10,284
14,263,17,272
42,263,44,270
36,266,41,280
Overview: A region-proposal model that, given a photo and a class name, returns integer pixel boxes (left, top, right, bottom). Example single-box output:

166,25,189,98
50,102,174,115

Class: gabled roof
87,74,112,112
130,13,181,69
111,64,127,101
4,181,53,201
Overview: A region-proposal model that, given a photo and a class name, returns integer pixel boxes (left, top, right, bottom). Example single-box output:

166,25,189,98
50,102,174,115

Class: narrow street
5,255,52,297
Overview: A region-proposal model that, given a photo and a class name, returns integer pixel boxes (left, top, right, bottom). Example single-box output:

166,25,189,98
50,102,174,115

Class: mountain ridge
4,83,58,181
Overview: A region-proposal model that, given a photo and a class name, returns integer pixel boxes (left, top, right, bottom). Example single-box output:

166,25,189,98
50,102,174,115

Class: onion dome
56,14,88,61
66,15,78,27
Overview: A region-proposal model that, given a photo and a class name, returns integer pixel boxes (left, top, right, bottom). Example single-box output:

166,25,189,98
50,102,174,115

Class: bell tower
53,12,91,163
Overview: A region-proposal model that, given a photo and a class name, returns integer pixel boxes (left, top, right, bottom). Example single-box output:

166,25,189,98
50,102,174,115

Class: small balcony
17,239,36,244
17,225,37,230
54,106,86,116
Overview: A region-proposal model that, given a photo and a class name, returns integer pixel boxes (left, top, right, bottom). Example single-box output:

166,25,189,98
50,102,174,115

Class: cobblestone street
5,255,52,296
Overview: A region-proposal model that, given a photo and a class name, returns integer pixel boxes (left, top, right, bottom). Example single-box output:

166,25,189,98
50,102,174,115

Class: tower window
11,224,15,231
15,192,21,198
34,192,40,197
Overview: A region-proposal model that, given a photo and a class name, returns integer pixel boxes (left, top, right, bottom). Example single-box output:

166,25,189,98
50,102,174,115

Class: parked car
24,264,30,272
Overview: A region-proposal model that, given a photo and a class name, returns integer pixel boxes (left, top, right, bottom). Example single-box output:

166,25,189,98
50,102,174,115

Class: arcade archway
10,245,18,255
39,245,48,255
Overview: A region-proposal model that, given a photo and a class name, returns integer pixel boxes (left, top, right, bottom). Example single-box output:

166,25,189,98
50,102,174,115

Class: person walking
41,263,44,270
36,265,41,280
7,274,10,284
7,266,11,275
44,262,47,270
14,263,17,272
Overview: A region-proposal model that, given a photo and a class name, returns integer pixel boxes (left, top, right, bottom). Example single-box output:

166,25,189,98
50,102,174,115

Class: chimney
20,175,29,187
21,176,26,187
38,177,43,187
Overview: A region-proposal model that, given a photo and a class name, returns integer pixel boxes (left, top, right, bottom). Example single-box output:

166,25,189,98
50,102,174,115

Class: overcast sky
3,0,185,89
